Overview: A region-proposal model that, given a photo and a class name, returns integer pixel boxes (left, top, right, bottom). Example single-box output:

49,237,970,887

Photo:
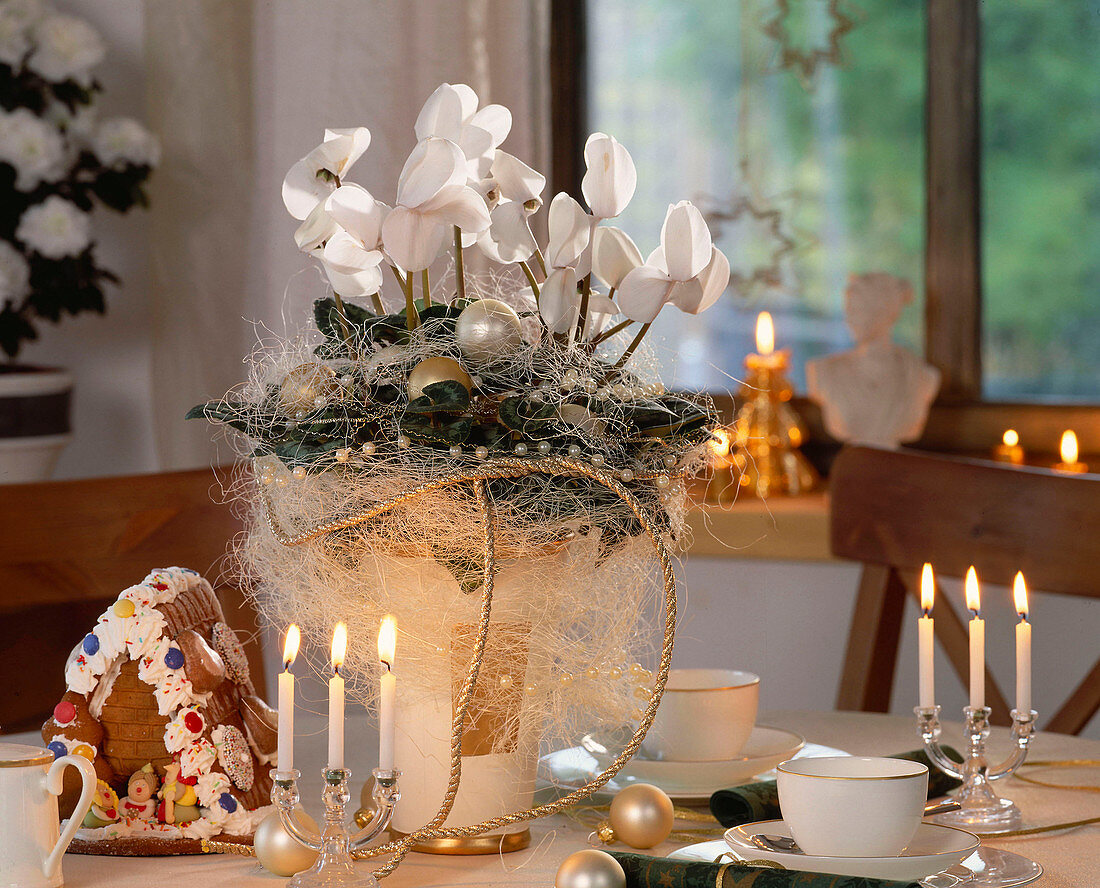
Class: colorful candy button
53,701,76,725
183,711,204,734
113,599,135,618
219,792,238,813
46,741,67,760
164,648,185,670
82,633,100,655
73,744,96,761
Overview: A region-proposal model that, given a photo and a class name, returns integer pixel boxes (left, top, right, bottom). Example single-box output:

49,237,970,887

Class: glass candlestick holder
272,767,400,888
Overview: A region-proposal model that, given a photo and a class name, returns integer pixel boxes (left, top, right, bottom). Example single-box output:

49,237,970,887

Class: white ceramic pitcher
0,744,96,888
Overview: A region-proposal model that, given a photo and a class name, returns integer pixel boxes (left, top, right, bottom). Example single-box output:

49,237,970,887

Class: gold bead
407,356,473,401
608,666,623,679
524,684,537,695
634,686,650,700
560,672,574,686
454,299,524,366
554,849,626,888
278,363,340,414
499,674,514,689
585,666,600,679
608,783,674,849
629,663,644,676
254,810,319,876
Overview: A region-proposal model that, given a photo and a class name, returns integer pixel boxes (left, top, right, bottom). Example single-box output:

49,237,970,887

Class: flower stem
588,318,633,347
613,321,651,371
404,271,419,330
370,293,384,314
533,246,548,278
519,261,540,300
331,292,355,356
576,274,591,342
453,226,466,303
422,268,431,309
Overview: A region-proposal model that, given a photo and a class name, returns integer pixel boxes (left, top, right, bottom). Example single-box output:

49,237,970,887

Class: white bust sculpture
806,273,940,448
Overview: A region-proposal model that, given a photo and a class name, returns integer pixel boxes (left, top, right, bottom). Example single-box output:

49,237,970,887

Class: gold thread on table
715,862,730,887
258,456,680,881
1014,759,1100,792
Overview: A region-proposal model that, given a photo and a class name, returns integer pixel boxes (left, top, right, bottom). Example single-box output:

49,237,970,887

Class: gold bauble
608,783,674,849
454,298,524,365
407,356,473,401
278,363,340,413
554,849,626,888
254,809,319,877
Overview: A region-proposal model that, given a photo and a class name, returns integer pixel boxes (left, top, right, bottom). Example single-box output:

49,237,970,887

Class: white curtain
144,0,550,470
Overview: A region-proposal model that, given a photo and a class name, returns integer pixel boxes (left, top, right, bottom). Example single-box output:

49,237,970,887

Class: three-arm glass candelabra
272,766,401,888
916,704,1042,887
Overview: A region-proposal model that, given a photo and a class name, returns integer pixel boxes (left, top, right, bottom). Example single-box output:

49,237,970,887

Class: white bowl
778,756,928,857
646,668,759,762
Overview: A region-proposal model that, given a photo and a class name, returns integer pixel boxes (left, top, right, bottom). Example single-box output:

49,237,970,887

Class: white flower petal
477,200,537,264
469,104,512,148
616,265,674,323
547,192,591,269
282,155,332,220
490,150,545,205
661,200,712,280
539,266,580,335
323,229,384,273
414,84,467,142
326,184,386,249
581,132,637,219
674,245,730,314
323,261,383,298
381,205,448,272
322,126,370,176
592,226,643,290
421,184,491,233
294,201,338,254
396,138,466,209
451,83,480,120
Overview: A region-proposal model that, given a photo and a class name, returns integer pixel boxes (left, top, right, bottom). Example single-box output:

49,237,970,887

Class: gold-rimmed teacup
645,668,759,762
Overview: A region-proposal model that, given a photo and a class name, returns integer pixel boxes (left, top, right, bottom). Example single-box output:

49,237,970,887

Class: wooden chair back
0,467,264,734
830,445,1100,734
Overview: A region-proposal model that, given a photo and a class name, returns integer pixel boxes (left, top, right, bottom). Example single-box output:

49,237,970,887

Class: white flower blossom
0,108,67,190
414,83,511,181
0,0,45,65
16,195,91,258
0,241,31,303
581,133,637,220
282,127,371,221
92,117,159,169
26,14,105,85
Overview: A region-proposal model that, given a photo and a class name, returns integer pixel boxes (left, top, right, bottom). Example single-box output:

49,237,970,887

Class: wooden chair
0,467,265,734
830,445,1100,733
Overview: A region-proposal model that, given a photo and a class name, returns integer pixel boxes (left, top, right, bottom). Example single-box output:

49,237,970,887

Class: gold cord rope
261,456,680,880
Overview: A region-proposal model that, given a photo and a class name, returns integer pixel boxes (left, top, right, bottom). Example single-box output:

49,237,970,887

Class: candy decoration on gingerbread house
42,567,278,855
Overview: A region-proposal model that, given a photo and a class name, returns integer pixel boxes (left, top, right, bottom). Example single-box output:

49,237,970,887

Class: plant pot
0,366,72,483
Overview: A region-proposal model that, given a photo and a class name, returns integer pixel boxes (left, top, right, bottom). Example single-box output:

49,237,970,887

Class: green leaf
498,396,556,433
313,297,372,341
401,415,473,445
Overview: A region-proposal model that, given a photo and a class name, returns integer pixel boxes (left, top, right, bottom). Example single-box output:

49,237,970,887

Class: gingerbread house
42,567,278,855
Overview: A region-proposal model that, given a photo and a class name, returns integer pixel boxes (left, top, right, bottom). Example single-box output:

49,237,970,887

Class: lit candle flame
282,624,300,669
920,563,934,615
755,311,774,356
1002,429,1019,447
331,622,348,673
378,614,397,670
1013,572,1029,621
709,427,731,457
965,566,981,615
1060,429,1079,465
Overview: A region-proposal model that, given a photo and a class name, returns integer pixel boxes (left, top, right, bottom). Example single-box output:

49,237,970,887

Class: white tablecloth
8,709,1099,887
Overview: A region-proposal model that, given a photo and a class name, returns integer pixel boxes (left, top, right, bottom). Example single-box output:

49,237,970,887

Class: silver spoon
749,800,961,854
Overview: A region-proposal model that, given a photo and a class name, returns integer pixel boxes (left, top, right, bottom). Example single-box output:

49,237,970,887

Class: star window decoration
700,194,796,298
762,0,858,88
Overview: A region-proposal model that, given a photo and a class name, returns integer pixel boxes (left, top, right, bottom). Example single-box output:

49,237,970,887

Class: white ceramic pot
645,668,759,762
777,755,928,857
0,366,72,483
0,744,96,888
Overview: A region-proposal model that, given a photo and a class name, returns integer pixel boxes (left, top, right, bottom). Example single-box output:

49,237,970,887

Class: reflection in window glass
588,0,924,392
981,2,1100,400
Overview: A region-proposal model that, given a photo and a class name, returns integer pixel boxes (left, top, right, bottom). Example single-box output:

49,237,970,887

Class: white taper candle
965,567,985,709
328,622,347,769
1014,572,1032,714
378,615,397,770
918,563,936,709
277,625,300,772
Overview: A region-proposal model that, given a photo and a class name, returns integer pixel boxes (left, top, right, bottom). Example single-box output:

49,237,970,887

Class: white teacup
0,744,96,888
777,756,928,857
645,669,759,762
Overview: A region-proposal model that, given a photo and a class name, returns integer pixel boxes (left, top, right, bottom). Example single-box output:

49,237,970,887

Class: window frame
552,0,1100,456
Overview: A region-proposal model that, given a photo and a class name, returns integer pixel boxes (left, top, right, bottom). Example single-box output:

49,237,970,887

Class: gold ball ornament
253,809,320,877
455,298,524,365
407,356,473,401
278,363,340,413
608,783,674,849
554,849,626,888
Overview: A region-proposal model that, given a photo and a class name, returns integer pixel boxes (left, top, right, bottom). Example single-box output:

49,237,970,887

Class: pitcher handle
42,754,96,883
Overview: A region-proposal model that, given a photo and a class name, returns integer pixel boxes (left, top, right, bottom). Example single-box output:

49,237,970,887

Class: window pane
588,0,925,391
981,3,1100,400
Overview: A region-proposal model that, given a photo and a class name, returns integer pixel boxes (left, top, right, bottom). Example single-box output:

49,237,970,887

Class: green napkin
709,747,963,828
610,852,923,888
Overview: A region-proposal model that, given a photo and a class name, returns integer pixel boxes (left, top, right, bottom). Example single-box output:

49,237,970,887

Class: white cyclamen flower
16,195,91,259
0,108,67,190
475,150,546,264
592,226,643,291
282,127,371,220
26,14,105,85
0,0,46,66
581,133,637,220
0,241,31,302
546,192,592,274
319,184,389,297
617,201,729,322
92,117,160,169
381,137,490,272
415,83,512,181
538,266,616,339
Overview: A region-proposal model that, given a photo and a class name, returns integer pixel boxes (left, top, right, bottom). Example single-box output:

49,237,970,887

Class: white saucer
539,726,835,803
719,820,980,882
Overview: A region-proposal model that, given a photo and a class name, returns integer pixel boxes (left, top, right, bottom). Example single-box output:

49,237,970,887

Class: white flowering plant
0,0,158,358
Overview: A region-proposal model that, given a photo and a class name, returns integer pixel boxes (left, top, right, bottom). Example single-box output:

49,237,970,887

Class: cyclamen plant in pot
0,0,157,481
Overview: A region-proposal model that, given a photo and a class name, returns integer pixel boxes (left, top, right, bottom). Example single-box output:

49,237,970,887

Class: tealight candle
918,563,935,709
329,622,347,769
745,311,786,371
1014,572,1031,715
378,615,397,771
277,625,300,772
965,566,984,710
993,429,1025,465
1054,429,1087,473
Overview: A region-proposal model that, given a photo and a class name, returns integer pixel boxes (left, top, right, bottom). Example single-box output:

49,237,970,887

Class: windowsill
684,487,834,562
